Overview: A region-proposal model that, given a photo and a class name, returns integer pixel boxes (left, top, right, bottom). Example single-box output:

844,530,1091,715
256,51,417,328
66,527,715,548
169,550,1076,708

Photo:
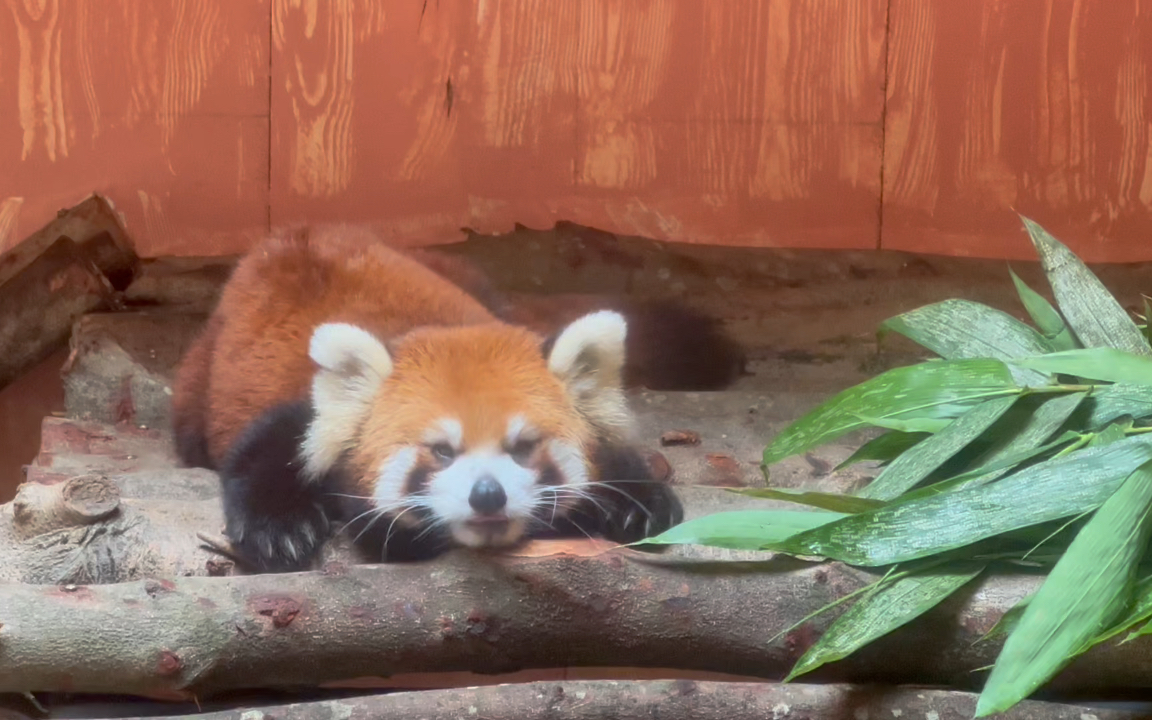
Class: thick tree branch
0,516,1144,702
0,196,137,391
0,472,1149,702
96,681,1148,720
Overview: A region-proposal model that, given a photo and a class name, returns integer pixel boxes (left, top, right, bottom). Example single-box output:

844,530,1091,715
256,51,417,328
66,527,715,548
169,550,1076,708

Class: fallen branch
102,681,1150,720
2,473,1152,701
0,195,137,391
0,524,1144,701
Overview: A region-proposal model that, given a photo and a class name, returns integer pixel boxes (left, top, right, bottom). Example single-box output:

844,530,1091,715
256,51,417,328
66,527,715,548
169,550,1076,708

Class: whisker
569,481,655,521
382,506,419,548
343,496,428,542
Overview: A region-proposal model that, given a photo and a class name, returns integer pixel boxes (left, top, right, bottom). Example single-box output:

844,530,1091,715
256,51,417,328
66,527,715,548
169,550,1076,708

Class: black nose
469,476,507,514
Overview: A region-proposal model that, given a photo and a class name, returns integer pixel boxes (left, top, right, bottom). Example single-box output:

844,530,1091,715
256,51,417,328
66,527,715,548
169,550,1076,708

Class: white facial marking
505,414,538,447
426,449,537,548
423,417,463,449
302,323,394,481
546,439,590,487
373,447,419,509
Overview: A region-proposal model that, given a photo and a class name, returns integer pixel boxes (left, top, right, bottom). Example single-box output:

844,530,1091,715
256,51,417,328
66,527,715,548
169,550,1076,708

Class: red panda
171,225,741,573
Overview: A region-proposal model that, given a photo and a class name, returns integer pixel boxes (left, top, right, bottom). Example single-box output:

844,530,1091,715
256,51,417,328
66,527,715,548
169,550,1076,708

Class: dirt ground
5,223,1151,504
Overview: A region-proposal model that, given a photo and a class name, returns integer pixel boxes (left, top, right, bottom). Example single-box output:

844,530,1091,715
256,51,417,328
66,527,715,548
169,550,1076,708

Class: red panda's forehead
371,324,585,445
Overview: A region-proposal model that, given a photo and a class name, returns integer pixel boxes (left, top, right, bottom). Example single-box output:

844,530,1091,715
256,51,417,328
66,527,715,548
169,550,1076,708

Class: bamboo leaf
769,436,1152,566
956,392,1088,485
1088,422,1130,448
1009,267,1078,351
639,510,845,550
978,594,1033,644
860,395,1019,501
900,431,1081,503
975,459,1152,716
1014,348,1152,386
852,414,952,434
1081,384,1152,428
1143,296,1152,346
880,299,1054,385
1020,216,1151,357
1085,573,1152,647
728,487,885,515
764,359,1019,466
835,430,929,471
786,563,985,681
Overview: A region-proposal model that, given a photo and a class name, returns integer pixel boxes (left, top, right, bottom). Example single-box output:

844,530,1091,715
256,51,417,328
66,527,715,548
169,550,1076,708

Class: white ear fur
547,311,632,439
301,323,394,480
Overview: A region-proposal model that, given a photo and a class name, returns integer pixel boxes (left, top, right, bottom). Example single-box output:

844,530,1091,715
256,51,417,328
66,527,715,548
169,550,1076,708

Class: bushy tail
407,248,746,391
504,293,746,391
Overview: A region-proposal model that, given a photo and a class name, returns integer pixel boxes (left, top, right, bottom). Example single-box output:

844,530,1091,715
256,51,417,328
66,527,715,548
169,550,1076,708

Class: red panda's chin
452,517,528,549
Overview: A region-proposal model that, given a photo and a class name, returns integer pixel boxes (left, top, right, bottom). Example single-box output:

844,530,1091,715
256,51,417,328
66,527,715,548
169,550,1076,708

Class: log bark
0,195,138,390
75,681,1151,720
0,473,1150,702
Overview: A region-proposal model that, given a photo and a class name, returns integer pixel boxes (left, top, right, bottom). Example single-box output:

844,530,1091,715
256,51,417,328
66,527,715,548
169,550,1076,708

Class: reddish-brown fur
346,324,591,496
175,226,743,471
179,225,497,468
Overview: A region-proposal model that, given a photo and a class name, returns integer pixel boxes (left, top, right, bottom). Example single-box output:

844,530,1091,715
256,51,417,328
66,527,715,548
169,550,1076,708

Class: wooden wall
1,0,1150,263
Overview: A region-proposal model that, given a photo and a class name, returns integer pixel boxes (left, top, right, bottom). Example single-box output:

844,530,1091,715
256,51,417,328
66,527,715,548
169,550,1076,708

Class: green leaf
1009,267,1078,351
639,510,845,550
853,414,952,434
764,359,1020,466
860,395,1019,501
786,563,985,681
880,299,1054,385
1020,215,1152,357
1085,573,1152,648
1088,422,1130,448
834,430,929,471
978,593,1033,644
1142,296,1152,347
1014,348,1152,385
1082,384,1152,428
975,459,1152,716
728,487,886,515
769,436,1152,566
956,392,1089,485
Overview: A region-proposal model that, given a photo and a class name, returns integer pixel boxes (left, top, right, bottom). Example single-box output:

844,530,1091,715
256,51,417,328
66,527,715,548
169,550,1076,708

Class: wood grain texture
271,0,888,250
0,0,270,257
6,0,1152,261
883,0,1152,262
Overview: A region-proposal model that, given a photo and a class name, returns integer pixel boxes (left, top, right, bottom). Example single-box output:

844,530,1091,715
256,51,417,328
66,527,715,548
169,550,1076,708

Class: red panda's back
201,225,496,466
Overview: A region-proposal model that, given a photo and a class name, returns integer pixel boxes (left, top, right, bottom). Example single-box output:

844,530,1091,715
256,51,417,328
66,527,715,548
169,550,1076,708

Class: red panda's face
300,312,633,551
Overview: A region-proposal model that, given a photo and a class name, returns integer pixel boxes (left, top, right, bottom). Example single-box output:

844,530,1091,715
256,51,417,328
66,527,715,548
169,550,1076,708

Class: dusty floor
4,226,1152,502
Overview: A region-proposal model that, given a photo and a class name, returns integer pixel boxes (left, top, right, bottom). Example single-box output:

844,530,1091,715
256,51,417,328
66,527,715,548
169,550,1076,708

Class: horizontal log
0,520,1141,702
87,681,1150,720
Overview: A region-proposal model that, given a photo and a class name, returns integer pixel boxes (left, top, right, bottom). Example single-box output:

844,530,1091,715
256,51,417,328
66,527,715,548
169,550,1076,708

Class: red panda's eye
430,443,456,464
509,438,539,464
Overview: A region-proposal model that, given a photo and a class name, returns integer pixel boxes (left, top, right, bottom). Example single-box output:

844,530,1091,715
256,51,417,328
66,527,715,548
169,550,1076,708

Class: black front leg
558,443,684,548
218,400,339,573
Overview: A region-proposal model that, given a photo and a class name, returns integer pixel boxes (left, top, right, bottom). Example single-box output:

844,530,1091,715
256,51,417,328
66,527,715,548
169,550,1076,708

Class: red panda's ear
301,323,394,479
547,311,632,439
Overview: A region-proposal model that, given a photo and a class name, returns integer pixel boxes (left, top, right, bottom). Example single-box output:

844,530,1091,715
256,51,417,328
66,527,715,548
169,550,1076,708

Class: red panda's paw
597,479,684,548
587,443,685,548
218,400,337,573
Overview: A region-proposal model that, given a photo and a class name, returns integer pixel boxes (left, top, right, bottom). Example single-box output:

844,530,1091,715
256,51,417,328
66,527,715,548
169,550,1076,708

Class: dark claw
219,400,338,573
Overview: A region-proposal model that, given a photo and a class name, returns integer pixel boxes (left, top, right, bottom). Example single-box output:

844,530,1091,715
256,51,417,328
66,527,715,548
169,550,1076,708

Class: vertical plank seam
876,0,893,251
266,0,274,231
